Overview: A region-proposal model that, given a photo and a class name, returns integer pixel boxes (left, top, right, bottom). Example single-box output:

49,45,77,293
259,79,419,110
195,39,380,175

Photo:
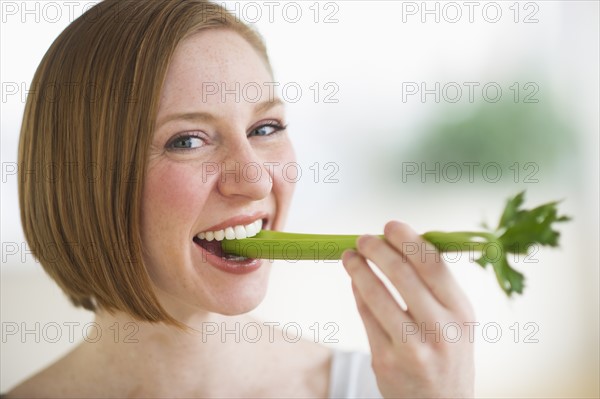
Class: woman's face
140,29,295,320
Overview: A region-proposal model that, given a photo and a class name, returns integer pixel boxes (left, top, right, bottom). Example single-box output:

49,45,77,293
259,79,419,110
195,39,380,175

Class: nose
217,141,272,200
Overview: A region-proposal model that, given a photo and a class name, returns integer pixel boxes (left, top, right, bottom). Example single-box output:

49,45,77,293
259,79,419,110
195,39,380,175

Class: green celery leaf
498,196,571,254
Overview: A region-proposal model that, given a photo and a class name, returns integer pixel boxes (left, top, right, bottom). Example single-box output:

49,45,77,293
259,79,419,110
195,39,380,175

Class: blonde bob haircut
18,0,272,327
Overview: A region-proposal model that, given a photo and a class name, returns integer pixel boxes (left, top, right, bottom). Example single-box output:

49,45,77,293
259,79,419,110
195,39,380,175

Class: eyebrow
156,98,285,129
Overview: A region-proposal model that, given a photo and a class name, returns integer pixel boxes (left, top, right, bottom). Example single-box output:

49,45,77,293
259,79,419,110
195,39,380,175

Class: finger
355,235,444,322
351,282,391,357
342,250,411,338
384,221,472,313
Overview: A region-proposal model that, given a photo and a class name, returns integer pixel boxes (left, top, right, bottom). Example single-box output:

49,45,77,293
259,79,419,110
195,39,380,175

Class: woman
8,0,475,397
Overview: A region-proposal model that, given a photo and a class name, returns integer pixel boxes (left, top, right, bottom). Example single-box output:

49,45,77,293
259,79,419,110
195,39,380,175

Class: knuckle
361,281,382,301
371,351,397,375
457,302,477,322
447,295,476,322
407,345,432,369
354,297,369,314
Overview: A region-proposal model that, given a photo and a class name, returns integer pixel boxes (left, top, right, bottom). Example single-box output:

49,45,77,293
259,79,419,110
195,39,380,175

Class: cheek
141,162,208,237
267,140,296,227
277,148,297,192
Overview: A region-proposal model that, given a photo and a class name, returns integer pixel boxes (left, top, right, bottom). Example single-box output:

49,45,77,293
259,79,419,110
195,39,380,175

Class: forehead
158,29,273,115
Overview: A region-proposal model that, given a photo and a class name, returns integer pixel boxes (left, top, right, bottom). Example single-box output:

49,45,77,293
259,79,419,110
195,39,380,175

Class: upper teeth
197,219,263,242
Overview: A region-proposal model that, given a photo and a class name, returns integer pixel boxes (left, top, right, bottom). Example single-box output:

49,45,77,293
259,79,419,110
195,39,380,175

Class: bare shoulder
5,345,89,398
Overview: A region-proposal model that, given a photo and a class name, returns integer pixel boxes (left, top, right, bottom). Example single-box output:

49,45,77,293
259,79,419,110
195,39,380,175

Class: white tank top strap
328,349,383,398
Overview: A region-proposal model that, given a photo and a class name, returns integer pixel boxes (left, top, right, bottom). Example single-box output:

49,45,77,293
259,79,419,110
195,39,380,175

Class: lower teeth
194,237,251,261
223,254,249,261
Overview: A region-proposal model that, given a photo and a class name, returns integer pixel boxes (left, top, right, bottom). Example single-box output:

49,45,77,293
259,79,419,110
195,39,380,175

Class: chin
158,260,274,322
214,295,265,316
211,276,271,316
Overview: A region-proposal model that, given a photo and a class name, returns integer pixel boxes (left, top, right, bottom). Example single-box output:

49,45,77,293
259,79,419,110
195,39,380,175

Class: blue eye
250,122,287,137
167,135,204,150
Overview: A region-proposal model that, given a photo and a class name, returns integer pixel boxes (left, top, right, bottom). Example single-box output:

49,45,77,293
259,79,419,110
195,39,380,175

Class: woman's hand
342,221,475,398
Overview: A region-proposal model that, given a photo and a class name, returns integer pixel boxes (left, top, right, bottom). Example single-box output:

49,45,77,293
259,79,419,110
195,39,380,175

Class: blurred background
1,1,598,396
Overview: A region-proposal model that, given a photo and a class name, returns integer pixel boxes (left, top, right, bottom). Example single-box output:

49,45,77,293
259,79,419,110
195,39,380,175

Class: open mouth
193,218,267,261
193,236,229,257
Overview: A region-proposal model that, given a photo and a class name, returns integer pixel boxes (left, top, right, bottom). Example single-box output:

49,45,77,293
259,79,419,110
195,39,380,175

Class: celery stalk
221,191,570,296
222,230,364,260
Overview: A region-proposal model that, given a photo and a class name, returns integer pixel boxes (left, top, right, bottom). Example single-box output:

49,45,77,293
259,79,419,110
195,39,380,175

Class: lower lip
194,241,263,275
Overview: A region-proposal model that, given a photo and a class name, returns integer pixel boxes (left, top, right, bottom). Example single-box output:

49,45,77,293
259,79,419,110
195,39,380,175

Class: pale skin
8,29,474,398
